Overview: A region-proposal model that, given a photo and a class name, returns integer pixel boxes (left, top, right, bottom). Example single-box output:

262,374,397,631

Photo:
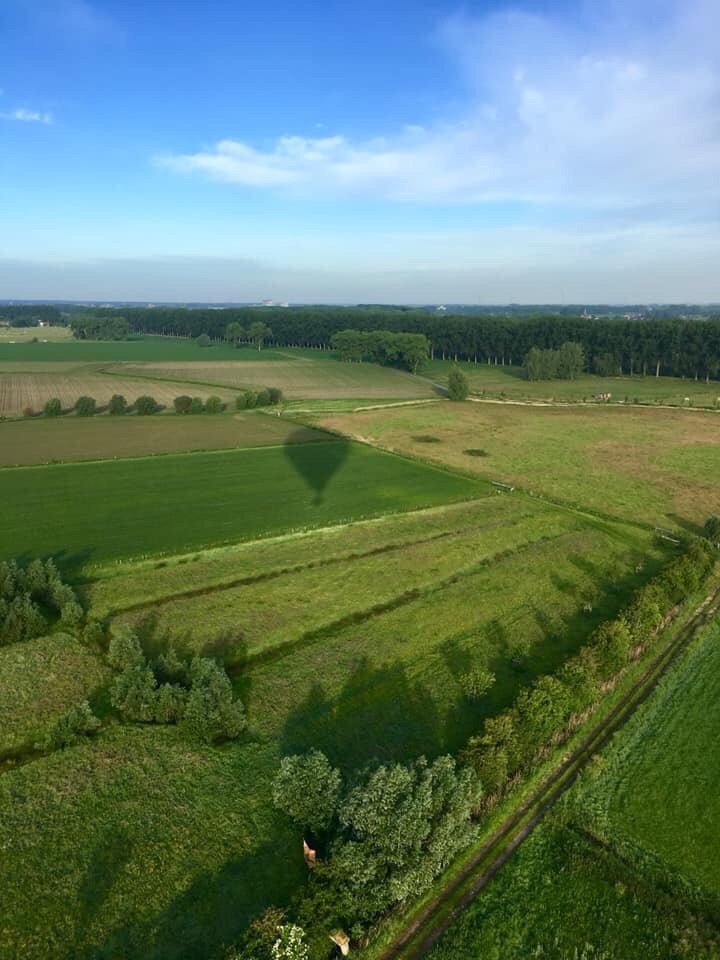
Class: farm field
0,441,486,567
428,358,720,408
0,412,326,466
314,401,720,527
574,618,720,898
113,357,434,399
0,334,291,362
0,368,239,417
0,325,73,342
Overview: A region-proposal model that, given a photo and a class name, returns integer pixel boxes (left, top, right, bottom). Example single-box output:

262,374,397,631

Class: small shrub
196,333,212,347
22,406,34,418
205,395,224,414
37,700,101,751
75,395,97,417
235,393,248,410
244,390,257,409
135,395,160,415
447,366,469,401
463,448,488,457
43,397,62,417
255,388,271,407
268,387,283,405
461,667,496,700
412,435,441,444
174,395,192,414
189,397,204,414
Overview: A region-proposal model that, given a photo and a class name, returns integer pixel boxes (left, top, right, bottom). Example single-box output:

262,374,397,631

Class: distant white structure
436,304,447,312
261,299,289,308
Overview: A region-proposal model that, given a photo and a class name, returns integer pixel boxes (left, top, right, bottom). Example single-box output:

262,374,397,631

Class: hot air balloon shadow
284,432,351,505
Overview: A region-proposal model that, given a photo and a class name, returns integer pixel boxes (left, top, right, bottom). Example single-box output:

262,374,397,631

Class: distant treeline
330,329,428,373
75,306,720,380
0,304,63,326
69,315,131,340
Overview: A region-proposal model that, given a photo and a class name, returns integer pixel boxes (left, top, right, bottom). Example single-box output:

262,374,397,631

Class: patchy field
0,634,109,755
314,401,720,527
114,358,434,399
0,326,73,343
428,359,720,408
575,618,720,898
0,412,326,466
0,441,486,567
0,369,238,417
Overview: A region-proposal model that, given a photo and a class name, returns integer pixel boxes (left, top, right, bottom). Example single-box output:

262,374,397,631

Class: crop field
428,359,720,408
315,401,720,527
0,634,108,756
0,441,485,567
113,357,434,399
574,618,720,898
0,334,291,363
0,412,326,466
0,325,73,342
0,368,238,417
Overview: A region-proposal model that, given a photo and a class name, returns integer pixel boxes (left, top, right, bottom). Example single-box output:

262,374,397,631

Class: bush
37,700,101,751
110,663,158,721
43,397,62,417
107,629,145,671
447,366,469,401
135,395,160,415
255,388,271,407
205,395,224,413
243,390,257,409
273,750,342,833
108,394,128,415
174,395,192,414
460,667,496,700
235,393,248,410
196,333,212,347
75,395,97,417
704,515,720,545
181,657,246,743
268,387,283,405
22,406,34,418
189,397,204,414
0,558,80,646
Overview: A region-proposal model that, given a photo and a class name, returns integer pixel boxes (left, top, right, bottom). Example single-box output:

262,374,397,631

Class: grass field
427,822,720,960
314,401,720,527
0,413,326,466
0,441,485,567
113,358,434,399
0,634,109,756
0,335,291,363
428,359,720,408
0,325,73,343
574,618,720,898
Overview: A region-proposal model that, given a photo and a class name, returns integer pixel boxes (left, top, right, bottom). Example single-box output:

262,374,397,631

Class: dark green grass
574,619,720,897
0,336,289,363
0,441,486,569
427,824,720,960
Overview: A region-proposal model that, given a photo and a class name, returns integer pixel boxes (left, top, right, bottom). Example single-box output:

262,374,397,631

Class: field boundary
373,578,720,960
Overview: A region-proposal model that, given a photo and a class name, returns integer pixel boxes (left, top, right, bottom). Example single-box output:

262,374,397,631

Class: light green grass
575,618,720,897
0,335,290,363
0,441,487,568
428,359,720,408
0,326,73,343
0,634,108,755
0,412,325,467
316,402,720,527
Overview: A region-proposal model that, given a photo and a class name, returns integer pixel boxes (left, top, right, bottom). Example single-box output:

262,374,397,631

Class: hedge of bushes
0,558,82,645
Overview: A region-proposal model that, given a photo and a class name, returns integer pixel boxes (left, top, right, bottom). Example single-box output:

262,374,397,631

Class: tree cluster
235,387,283,410
75,305,720,382
40,394,159,417
525,341,585,380
0,558,82,645
107,630,246,743
462,539,716,793
329,329,429,373
36,700,101,751
70,315,131,340
225,320,273,351
0,304,62,326
174,395,224,414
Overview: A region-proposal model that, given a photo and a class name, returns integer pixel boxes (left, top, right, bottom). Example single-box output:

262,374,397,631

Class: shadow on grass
283,432,351,505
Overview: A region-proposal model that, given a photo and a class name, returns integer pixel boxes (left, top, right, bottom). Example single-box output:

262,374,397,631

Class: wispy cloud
2,107,54,125
158,0,720,214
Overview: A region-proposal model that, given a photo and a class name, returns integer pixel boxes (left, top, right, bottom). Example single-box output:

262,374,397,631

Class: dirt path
378,583,720,960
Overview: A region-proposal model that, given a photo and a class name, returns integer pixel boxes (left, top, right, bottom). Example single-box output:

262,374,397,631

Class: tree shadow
283,434,351,505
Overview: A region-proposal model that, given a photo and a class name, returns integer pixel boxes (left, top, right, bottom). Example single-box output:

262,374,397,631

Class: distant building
436,305,447,312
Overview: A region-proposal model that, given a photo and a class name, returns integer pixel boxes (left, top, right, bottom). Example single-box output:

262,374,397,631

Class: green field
428,359,720,408
574,618,720,898
0,325,73,343
0,335,291,363
0,412,326,466
316,401,720,527
0,441,485,567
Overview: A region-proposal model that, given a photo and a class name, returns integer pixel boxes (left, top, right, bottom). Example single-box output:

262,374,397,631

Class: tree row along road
378,581,720,960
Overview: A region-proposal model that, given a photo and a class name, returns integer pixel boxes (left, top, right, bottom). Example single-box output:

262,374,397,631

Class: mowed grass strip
316,401,720,526
0,413,326,467
0,634,108,755
85,497,520,615
428,358,720,408
576,619,720,897
114,358,434,399
0,442,486,567
117,501,584,663
0,728,303,960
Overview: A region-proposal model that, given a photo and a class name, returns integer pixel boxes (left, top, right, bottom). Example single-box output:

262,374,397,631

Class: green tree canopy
447,365,469,400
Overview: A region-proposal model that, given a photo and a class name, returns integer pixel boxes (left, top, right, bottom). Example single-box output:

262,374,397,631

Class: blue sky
1,0,719,302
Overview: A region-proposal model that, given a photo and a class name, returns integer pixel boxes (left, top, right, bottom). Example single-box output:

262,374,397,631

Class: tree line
329,329,429,374
235,535,717,958
69,306,720,381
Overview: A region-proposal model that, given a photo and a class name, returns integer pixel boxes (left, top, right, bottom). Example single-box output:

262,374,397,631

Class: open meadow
314,400,720,528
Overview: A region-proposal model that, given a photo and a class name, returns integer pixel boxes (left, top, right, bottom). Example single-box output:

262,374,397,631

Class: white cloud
2,107,53,125
158,0,720,212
